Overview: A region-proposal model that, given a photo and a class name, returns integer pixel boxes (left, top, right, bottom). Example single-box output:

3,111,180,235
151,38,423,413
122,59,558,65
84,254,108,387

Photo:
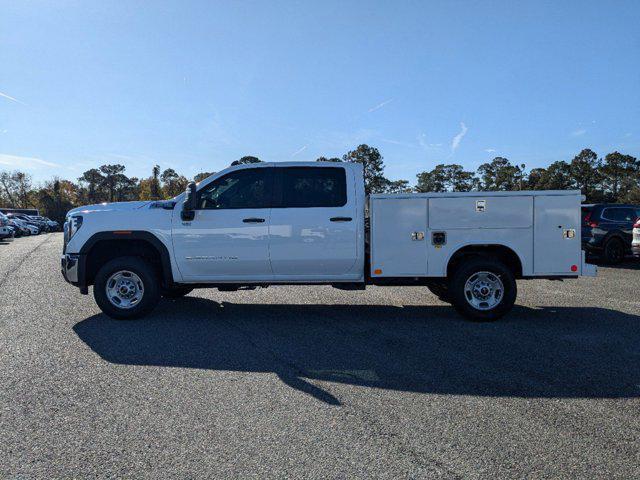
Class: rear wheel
603,237,625,264
449,257,516,321
93,256,160,320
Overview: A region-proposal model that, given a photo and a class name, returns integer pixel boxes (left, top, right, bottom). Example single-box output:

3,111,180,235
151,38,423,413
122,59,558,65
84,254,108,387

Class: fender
442,242,526,276
78,230,174,287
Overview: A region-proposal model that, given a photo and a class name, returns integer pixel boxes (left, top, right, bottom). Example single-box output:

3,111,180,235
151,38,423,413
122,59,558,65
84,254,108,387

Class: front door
171,167,274,281
268,166,359,279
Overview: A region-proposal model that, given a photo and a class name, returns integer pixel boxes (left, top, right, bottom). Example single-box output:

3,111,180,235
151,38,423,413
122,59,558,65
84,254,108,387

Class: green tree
569,149,602,201
231,156,262,166
342,144,387,194
78,168,105,204
415,165,448,192
601,151,639,202
415,164,477,192
194,171,215,183
149,165,162,200
98,164,127,202
316,156,342,162
477,157,524,191
161,168,189,197
35,179,78,222
383,179,411,193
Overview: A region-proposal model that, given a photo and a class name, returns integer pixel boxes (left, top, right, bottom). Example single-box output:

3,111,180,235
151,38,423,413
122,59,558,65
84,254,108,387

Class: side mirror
181,182,197,221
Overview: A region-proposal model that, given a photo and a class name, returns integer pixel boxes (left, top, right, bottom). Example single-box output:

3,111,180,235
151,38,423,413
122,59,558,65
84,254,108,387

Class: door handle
242,218,265,223
330,217,352,222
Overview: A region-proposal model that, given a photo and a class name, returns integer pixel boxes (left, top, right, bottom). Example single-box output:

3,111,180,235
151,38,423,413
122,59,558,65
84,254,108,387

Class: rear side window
602,207,637,222
279,167,347,208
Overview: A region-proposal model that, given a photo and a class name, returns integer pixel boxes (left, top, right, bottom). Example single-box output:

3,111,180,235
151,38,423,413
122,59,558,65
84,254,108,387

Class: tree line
0,146,638,223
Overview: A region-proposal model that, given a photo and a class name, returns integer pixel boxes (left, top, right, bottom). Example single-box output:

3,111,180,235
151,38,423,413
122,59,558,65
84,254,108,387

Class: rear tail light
634,218,640,229
584,212,598,227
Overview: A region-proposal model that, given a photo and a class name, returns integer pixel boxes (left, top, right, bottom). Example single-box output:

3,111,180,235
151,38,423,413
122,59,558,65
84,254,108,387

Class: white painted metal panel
429,196,533,229
533,194,581,274
370,197,428,276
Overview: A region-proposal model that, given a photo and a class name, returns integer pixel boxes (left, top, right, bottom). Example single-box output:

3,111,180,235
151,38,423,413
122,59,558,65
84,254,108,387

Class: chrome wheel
105,270,144,309
463,271,504,311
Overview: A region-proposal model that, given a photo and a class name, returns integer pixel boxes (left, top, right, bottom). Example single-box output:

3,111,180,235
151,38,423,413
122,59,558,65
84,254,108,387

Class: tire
426,281,451,303
161,286,194,298
603,237,625,265
449,257,517,322
93,256,160,320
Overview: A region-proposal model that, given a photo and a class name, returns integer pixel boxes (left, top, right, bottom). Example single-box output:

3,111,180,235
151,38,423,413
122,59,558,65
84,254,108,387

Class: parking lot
1,233,639,478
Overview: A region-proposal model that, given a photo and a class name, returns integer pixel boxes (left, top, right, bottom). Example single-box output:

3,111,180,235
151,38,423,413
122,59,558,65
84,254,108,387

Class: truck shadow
74,297,640,405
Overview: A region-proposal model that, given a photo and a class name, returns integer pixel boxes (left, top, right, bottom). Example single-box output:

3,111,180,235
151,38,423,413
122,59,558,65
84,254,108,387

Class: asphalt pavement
1,233,639,478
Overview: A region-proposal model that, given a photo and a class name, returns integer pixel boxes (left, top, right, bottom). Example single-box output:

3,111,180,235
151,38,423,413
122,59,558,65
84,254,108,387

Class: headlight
67,215,83,240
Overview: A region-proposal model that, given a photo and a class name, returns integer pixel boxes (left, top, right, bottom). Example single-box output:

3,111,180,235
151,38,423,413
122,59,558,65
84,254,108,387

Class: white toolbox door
534,195,581,274
371,197,428,276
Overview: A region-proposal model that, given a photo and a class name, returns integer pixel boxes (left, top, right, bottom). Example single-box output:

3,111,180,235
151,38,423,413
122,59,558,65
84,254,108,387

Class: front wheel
93,256,160,320
449,257,517,321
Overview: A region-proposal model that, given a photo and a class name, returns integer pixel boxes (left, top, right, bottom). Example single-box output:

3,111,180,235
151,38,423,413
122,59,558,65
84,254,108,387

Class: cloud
417,133,442,150
451,122,468,153
0,153,60,169
571,128,587,137
484,148,496,153
291,145,307,157
368,99,393,113
381,138,414,147
0,91,27,106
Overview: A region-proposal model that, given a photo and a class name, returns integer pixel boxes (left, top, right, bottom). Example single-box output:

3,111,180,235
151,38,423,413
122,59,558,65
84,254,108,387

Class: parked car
7,220,27,237
62,161,595,321
632,218,640,258
582,203,640,263
9,216,40,235
8,214,41,234
45,218,60,231
0,212,14,240
26,215,50,232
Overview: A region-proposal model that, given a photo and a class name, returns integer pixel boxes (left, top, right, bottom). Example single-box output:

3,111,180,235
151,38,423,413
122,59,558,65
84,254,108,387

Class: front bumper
61,254,80,284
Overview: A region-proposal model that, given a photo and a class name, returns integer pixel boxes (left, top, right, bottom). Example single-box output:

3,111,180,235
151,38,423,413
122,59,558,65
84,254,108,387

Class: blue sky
1,0,639,184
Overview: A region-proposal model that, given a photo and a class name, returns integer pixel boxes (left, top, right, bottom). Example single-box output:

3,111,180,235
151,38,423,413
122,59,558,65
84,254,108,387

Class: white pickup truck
62,161,596,321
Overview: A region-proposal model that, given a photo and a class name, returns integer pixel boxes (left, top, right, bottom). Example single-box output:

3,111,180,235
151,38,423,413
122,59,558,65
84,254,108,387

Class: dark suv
582,204,640,264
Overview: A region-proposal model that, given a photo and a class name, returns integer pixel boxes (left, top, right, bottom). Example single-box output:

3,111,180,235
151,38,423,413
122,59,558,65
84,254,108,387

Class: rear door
602,207,639,246
268,166,359,279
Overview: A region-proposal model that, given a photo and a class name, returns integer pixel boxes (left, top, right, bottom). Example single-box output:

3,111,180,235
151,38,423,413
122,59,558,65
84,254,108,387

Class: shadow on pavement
588,258,640,270
74,296,640,405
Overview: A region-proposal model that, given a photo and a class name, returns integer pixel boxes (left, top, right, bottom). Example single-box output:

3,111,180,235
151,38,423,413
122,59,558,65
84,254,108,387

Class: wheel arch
79,231,174,287
445,243,524,279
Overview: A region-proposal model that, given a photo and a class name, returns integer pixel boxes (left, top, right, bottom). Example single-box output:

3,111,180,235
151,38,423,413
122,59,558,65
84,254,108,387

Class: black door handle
243,218,265,223
330,217,352,222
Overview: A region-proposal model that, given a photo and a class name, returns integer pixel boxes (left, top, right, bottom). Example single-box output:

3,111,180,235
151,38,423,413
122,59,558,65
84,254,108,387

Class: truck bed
369,190,595,278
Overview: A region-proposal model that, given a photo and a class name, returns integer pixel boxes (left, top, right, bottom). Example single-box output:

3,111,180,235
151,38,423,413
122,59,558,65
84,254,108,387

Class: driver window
198,168,271,209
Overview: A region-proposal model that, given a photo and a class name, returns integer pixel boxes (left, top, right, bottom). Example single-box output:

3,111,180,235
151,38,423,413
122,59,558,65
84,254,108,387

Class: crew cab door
171,167,274,281
268,165,360,279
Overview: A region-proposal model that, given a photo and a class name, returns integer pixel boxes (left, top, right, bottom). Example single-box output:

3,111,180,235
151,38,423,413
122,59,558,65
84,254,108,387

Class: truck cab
62,161,595,321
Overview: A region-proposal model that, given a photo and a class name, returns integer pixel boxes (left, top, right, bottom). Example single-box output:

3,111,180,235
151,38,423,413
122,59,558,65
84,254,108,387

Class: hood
67,201,152,217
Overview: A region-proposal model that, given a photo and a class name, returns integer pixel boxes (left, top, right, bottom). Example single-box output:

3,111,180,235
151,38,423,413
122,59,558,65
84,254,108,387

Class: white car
61,161,595,321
